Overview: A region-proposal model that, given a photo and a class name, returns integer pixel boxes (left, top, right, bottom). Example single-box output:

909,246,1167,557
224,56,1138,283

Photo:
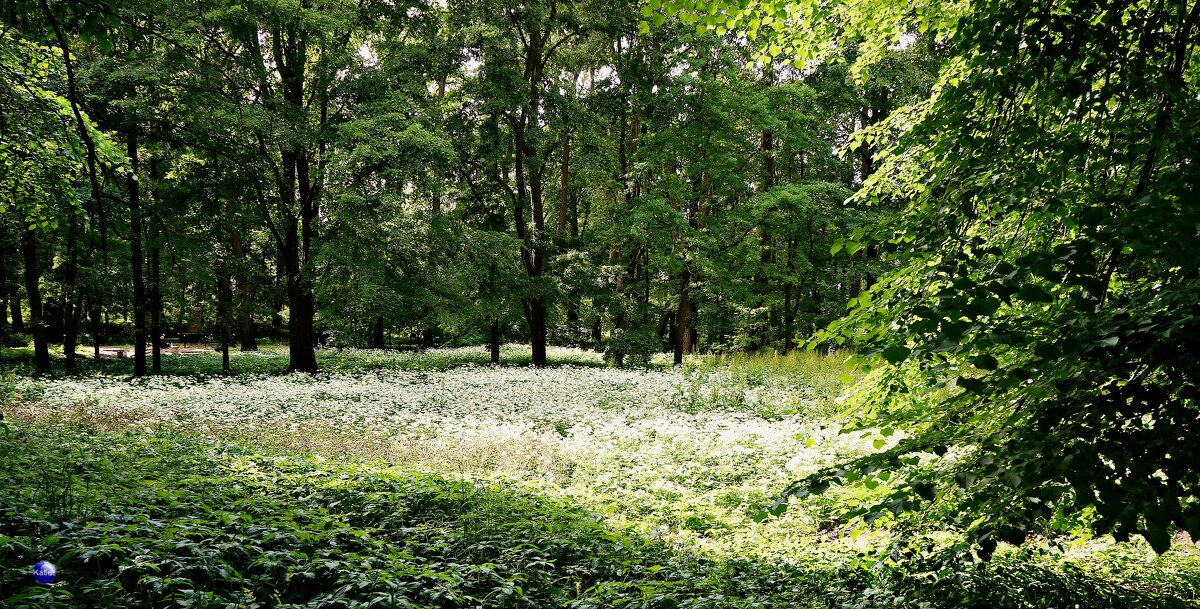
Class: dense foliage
3,0,1200,602
0,0,893,374
3,350,1198,607
649,0,1200,559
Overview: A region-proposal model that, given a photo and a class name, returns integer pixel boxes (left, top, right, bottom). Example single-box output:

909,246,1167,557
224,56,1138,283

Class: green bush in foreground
0,424,835,608
2,422,1196,608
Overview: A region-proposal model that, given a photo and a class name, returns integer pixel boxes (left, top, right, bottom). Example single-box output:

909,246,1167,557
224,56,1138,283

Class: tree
660,0,1200,554
0,31,122,373
453,0,625,366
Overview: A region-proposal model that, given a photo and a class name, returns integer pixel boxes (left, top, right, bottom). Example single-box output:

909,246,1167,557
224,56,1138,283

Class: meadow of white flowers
6,346,888,559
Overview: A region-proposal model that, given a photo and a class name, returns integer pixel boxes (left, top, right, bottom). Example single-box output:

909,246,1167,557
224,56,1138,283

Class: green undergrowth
0,344,621,378
0,423,838,608
3,422,1197,609
685,350,853,399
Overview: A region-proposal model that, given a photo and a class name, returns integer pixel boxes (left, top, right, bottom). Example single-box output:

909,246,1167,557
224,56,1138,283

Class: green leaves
881,345,910,364
971,354,998,370
678,0,1200,564
0,38,103,227
1016,283,1053,303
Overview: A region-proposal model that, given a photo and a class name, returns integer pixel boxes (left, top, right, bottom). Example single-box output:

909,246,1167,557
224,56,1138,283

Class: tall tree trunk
0,232,6,367
557,133,570,233
372,315,385,349
858,107,874,181
89,301,101,359
63,213,79,370
750,128,775,352
529,297,547,365
221,327,230,371
513,27,549,367
238,300,256,351
226,200,257,351
490,319,500,364
784,236,803,353
150,241,162,372
9,296,22,333
285,273,317,372
284,226,318,372
272,261,285,336
564,297,578,330
783,283,795,354
673,267,695,367
150,158,163,373
70,295,85,362
22,230,49,373
667,311,678,351
279,23,318,373
217,261,232,373
128,132,147,376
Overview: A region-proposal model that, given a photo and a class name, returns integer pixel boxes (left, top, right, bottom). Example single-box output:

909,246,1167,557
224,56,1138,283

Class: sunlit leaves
649,0,968,80
0,38,107,228
660,0,1200,560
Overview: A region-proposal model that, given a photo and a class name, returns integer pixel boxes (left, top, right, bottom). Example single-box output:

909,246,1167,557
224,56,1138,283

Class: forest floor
2,346,1198,607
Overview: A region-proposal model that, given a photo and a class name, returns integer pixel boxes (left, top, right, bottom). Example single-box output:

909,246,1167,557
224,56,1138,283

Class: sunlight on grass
3,346,1198,608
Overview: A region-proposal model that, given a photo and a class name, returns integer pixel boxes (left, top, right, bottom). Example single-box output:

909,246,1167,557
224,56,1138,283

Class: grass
684,349,855,402
0,343,619,377
2,346,1198,608
0,424,839,608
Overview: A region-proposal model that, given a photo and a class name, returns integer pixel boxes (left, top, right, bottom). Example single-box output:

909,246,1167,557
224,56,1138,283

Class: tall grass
684,349,855,400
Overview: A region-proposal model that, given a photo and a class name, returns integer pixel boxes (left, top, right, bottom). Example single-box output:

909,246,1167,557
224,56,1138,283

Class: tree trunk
260,21,320,372
529,297,547,366
557,133,570,233
128,132,147,377
783,283,795,354
9,296,22,333
673,267,695,366
217,261,232,373
238,306,256,351
512,27,549,367
0,233,6,366
149,158,163,373
89,301,101,359
490,319,500,364
282,196,318,372
750,127,775,352
372,315,385,349
63,213,80,370
286,269,318,372
22,229,49,373
150,241,162,373
226,200,257,351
